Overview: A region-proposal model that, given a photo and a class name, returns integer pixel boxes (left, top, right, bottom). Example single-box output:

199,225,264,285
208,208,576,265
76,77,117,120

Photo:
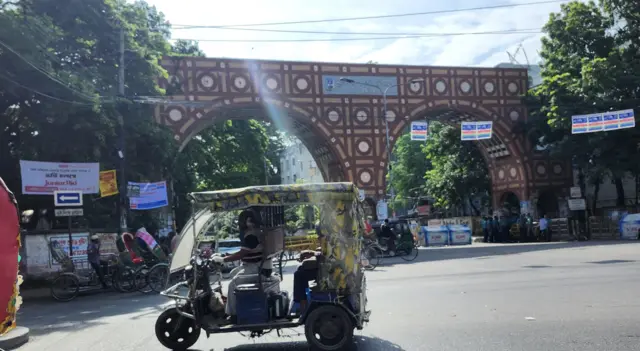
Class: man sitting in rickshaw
211,210,277,322
291,222,328,315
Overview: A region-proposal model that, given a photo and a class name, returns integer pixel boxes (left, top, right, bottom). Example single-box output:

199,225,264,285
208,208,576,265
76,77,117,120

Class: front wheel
304,305,354,351
155,307,201,350
51,273,80,302
134,266,153,294
397,242,419,261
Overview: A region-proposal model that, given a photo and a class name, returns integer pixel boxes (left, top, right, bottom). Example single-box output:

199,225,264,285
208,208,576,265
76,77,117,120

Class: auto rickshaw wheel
304,305,354,351
50,273,80,302
155,307,200,350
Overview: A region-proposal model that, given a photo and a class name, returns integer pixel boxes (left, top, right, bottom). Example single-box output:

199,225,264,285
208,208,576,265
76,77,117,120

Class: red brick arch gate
154,57,572,209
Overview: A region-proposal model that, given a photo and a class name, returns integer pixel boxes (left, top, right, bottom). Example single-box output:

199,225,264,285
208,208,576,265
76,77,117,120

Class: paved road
14,241,640,351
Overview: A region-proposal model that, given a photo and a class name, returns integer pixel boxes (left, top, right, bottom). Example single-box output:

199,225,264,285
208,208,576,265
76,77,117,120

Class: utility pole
117,26,127,235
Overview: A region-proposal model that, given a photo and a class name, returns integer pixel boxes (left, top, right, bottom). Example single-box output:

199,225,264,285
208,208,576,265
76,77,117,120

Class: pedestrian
540,214,551,242
491,215,500,243
518,214,527,242
482,216,489,243
87,234,108,289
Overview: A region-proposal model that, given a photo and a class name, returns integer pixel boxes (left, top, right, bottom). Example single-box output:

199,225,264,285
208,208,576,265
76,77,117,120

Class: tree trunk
592,178,601,215
614,177,626,208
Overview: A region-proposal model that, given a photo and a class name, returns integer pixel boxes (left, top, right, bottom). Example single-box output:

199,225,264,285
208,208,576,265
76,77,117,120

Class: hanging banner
99,170,118,197
571,109,635,134
460,121,493,140
19,160,100,195
128,181,168,210
376,200,388,221
410,121,428,141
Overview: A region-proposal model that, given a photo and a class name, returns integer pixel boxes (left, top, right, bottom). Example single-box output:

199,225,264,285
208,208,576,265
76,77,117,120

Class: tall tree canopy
528,0,640,208
0,0,284,230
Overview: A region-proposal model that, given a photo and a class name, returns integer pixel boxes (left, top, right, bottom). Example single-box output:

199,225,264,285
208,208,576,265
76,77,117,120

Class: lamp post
339,77,425,201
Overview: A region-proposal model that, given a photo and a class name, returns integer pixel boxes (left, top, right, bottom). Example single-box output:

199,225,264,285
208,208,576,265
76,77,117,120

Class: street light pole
339,77,424,202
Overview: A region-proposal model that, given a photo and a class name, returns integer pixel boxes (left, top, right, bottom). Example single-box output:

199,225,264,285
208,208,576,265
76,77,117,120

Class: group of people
481,213,552,243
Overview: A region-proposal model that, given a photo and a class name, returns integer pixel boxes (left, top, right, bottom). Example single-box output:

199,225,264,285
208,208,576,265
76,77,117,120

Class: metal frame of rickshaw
160,182,370,343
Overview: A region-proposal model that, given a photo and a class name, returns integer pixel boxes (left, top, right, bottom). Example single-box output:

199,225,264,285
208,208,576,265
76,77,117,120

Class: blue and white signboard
448,225,472,245
322,75,399,96
128,181,168,210
54,190,83,207
421,226,449,246
618,213,640,240
572,109,635,134
411,121,428,141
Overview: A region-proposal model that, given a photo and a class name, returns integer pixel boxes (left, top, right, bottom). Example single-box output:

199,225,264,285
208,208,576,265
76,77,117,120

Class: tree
0,0,286,231
389,122,490,215
529,0,640,208
171,39,205,57
389,133,431,210
422,122,490,215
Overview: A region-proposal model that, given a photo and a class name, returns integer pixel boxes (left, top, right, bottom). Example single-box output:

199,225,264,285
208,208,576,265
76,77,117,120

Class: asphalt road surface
14,241,640,351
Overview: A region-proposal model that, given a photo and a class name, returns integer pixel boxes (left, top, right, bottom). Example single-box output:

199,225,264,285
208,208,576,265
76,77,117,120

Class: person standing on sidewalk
539,214,551,242
482,216,490,243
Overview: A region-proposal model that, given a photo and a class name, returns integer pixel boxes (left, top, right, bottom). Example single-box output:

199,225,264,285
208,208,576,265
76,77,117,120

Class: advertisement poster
19,160,100,195
48,233,89,264
129,181,169,210
99,170,118,197
376,200,388,221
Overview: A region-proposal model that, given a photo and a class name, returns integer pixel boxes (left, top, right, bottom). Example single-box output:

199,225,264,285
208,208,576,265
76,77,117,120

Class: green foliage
422,123,490,214
389,122,490,215
0,0,285,231
529,0,640,206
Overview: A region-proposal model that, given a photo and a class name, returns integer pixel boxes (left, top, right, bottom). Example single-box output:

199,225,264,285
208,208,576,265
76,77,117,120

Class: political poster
460,122,493,141
99,170,118,197
19,160,100,195
410,121,428,141
128,181,168,210
571,109,635,134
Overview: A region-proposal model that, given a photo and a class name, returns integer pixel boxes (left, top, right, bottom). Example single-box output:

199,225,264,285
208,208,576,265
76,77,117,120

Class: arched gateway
154,57,571,208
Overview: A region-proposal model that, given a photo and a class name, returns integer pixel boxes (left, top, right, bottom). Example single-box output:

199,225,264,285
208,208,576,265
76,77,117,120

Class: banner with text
410,121,428,141
571,109,635,134
460,121,493,141
128,181,168,210
99,170,118,197
19,160,100,195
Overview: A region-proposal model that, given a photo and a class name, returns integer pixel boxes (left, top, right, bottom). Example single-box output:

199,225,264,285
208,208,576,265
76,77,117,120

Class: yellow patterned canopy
188,182,360,211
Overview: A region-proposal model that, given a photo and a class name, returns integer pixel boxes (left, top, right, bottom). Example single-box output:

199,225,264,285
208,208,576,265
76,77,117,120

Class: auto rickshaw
156,182,370,350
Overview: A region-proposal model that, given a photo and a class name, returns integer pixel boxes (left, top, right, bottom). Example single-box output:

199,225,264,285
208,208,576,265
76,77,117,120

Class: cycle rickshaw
155,182,371,350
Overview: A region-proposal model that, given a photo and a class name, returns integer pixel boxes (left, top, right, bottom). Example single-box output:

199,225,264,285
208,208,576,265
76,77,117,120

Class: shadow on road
18,292,168,336
190,335,405,351
379,240,640,267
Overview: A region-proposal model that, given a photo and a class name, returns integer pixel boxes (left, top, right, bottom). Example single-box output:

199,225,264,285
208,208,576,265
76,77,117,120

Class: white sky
143,0,578,67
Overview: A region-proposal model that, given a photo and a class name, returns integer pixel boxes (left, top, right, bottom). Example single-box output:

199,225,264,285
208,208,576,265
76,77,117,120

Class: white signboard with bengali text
19,160,100,195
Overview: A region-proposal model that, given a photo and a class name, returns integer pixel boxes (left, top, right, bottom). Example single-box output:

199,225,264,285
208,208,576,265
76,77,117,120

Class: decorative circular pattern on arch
385,109,397,122
483,79,497,95
353,108,370,124
458,79,473,95
262,74,281,92
552,162,563,175
166,106,186,123
293,75,312,93
506,81,519,95
197,72,219,91
357,168,374,185
509,167,518,179
355,138,372,155
326,108,342,124
407,78,424,94
230,74,251,93
434,79,448,95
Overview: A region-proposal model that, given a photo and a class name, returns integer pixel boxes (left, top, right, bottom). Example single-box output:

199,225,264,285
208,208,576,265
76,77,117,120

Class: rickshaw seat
259,226,285,259
132,257,144,264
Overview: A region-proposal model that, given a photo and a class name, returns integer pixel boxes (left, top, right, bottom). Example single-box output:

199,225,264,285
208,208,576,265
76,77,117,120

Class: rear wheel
134,266,153,294
397,242,419,261
50,273,80,302
113,266,136,292
155,307,200,350
304,305,354,351
362,245,380,270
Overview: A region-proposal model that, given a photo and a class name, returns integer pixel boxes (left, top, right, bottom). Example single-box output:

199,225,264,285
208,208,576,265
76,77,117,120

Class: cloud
145,0,573,67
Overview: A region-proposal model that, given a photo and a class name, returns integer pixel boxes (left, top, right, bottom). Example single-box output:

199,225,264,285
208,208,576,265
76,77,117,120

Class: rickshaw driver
210,210,276,323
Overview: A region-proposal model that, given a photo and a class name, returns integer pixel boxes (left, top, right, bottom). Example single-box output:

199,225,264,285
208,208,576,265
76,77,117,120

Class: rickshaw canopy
187,182,360,211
